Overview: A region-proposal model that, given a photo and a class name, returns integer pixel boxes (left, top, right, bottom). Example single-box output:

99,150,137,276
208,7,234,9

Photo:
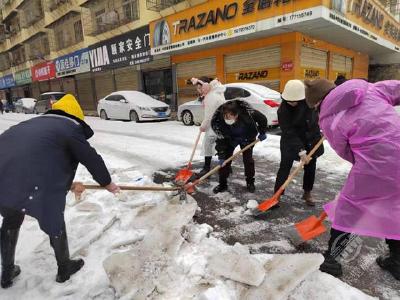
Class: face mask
224,119,235,125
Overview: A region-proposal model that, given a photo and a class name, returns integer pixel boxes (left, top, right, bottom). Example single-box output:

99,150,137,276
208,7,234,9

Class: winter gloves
299,150,312,165
258,133,267,141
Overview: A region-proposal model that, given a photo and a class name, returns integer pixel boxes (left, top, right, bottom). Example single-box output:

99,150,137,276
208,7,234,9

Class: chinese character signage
32,61,56,82
15,69,32,85
88,25,152,72
55,49,91,77
3,74,15,88
0,77,5,89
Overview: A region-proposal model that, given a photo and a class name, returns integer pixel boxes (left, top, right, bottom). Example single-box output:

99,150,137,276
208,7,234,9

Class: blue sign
0,77,5,89
55,48,91,77
3,74,15,88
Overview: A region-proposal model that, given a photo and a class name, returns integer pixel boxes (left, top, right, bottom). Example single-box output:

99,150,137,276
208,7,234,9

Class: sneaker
319,252,343,277
213,184,228,194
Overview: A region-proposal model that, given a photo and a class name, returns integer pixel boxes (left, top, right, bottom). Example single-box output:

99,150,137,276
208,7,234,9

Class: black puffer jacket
211,100,268,159
278,100,324,160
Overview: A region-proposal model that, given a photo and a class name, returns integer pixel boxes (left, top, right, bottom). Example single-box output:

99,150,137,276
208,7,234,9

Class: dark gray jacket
0,110,111,236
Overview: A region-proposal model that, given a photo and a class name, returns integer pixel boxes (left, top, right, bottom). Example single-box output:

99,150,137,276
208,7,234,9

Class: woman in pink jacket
305,79,400,281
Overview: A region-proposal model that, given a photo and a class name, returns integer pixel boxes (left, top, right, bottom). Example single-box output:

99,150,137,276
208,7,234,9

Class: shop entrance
143,69,173,108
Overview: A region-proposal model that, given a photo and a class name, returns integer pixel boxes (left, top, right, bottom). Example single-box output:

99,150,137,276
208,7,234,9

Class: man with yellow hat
0,94,119,288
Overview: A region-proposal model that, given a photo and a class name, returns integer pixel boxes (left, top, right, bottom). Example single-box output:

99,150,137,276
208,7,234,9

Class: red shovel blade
294,213,327,241
175,168,194,185
256,189,283,213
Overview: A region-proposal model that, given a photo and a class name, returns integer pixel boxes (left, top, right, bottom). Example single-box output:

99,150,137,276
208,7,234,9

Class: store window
143,69,173,106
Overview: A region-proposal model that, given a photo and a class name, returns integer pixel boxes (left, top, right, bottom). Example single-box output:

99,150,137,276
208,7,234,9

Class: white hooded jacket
201,79,226,131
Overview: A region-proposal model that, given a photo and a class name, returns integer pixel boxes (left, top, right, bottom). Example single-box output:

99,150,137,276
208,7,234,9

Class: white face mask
224,119,235,125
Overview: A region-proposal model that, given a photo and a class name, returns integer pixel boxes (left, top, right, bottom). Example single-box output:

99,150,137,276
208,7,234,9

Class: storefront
31,61,56,99
14,69,33,98
150,0,400,105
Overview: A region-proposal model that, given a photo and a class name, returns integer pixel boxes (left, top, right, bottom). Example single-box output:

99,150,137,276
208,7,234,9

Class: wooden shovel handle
280,137,325,191
190,139,260,187
188,131,202,168
82,184,181,191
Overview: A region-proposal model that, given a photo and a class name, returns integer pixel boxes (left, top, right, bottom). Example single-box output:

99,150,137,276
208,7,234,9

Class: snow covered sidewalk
0,114,381,299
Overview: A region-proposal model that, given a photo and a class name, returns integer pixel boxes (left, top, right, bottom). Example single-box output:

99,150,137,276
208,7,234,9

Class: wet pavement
154,156,400,299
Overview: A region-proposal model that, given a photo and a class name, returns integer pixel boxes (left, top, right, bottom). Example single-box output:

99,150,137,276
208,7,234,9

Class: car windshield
52,93,66,100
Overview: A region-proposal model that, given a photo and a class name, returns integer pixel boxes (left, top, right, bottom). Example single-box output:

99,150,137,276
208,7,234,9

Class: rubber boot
197,156,212,178
213,176,228,194
50,231,84,283
1,228,21,288
246,178,255,193
376,240,400,281
302,191,315,206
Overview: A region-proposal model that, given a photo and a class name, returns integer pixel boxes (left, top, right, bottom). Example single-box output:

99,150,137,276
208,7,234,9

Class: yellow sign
302,68,326,79
225,67,280,83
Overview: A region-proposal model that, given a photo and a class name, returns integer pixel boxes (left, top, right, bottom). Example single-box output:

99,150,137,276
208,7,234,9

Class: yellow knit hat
52,94,84,121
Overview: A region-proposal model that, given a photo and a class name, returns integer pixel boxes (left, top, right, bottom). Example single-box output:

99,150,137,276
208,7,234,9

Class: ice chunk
247,200,259,209
75,201,103,212
244,253,324,300
183,223,213,244
208,249,266,286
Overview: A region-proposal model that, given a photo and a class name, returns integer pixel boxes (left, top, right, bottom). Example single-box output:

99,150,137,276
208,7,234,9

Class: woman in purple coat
305,79,400,281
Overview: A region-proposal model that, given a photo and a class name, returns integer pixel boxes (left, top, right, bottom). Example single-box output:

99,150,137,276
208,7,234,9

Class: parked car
177,83,281,127
97,91,171,122
34,92,66,114
15,98,37,114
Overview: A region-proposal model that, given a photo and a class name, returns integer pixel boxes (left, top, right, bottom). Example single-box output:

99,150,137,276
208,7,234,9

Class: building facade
0,0,399,112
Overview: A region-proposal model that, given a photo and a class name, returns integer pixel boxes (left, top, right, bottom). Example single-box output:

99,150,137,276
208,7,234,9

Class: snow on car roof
224,83,281,97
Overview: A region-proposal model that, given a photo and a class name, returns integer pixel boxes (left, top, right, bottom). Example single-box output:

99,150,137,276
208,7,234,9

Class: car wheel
129,110,139,122
182,110,194,126
100,110,109,120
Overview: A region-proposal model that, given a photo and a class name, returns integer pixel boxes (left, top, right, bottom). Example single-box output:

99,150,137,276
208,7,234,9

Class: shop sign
0,77,5,89
281,61,293,71
347,0,384,30
32,61,56,81
303,68,325,79
88,25,152,72
55,49,91,77
225,67,280,83
3,74,15,88
15,69,32,85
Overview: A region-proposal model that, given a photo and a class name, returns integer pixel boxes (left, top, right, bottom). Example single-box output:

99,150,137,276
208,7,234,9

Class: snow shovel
175,131,202,185
185,139,260,194
252,137,325,216
82,184,181,191
287,211,328,246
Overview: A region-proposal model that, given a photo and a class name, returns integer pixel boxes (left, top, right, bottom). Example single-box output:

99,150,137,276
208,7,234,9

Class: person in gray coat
0,94,119,288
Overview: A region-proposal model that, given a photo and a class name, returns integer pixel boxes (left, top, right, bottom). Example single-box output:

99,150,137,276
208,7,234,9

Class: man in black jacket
0,94,119,288
211,100,268,194
274,80,324,206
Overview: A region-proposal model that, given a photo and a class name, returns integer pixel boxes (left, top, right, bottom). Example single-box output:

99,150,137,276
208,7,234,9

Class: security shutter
62,77,76,95
114,67,139,91
76,73,95,111
50,78,62,92
332,54,353,78
94,71,114,100
141,57,171,71
176,57,216,105
301,46,328,69
31,82,40,99
224,46,281,91
39,81,50,93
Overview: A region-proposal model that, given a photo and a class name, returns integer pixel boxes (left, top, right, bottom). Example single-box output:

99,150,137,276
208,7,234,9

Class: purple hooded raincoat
319,79,400,240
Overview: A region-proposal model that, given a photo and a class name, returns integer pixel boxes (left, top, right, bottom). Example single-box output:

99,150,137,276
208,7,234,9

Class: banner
88,25,152,72
55,48,91,77
32,61,56,81
3,74,15,88
15,69,32,85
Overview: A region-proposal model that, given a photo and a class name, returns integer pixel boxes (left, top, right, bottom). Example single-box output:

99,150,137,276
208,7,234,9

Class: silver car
177,83,281,127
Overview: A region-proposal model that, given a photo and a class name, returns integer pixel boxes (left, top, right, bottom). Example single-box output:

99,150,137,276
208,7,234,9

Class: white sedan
97,91,171,122
177,83,281,127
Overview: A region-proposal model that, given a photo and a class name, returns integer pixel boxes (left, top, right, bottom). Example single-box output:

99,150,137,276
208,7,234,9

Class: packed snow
0,114,375,299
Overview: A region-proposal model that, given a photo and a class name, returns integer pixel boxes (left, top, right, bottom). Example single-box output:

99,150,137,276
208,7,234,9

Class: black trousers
0,206,25,231
328,228,400,258
219,144,255,185
274,155,317,193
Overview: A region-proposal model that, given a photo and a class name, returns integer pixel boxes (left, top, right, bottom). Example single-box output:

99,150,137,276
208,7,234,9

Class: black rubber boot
376,240,400,281
1,228,21,288
196,156,212,178
50,231,84,283
320,251,343,277
246,178,255,193
213,184,228,194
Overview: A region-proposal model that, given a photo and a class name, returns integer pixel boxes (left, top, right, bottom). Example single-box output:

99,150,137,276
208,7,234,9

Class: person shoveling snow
0,94,120,288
